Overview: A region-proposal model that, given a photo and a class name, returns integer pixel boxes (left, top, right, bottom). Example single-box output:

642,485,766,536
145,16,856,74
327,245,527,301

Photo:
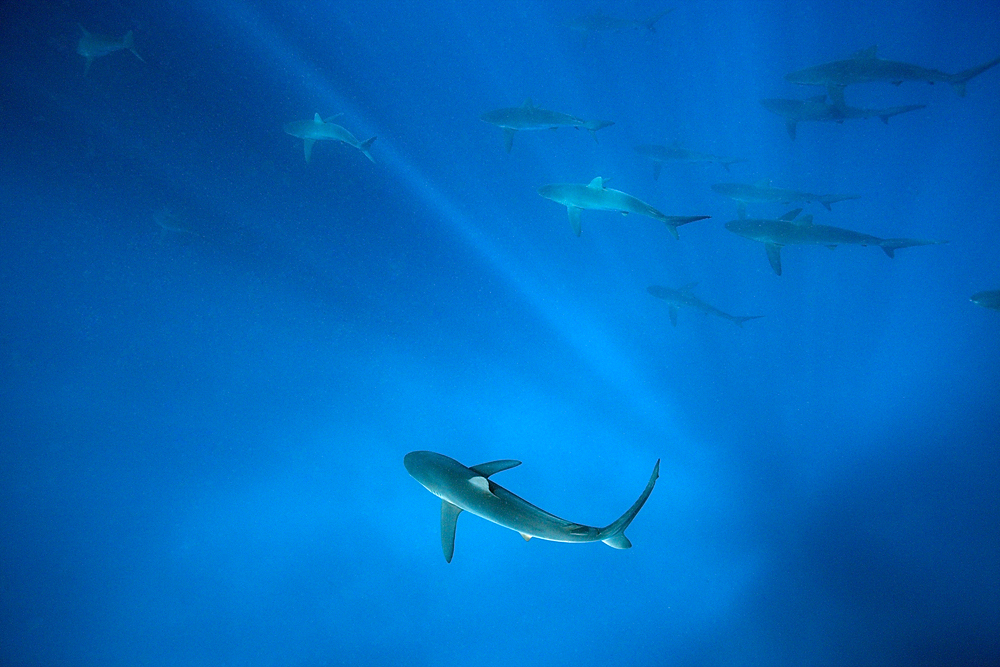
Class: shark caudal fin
732,315,765,328
643,8,675,32
950,55,1000,97
818,194,861,211
598,460,660,549
122,31,145,63
358,136,377,163
584,120,615,143
879,105,925,123
661,215,710,240
879,238,948,258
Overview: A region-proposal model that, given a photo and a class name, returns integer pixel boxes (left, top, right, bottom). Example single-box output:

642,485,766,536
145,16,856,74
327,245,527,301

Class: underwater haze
2,1,999,665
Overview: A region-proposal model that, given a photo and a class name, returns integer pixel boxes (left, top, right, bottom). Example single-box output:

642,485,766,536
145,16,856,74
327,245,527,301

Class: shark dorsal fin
522,98,534,108
794,214,814,226
469,476,494,495
778,208,803,221
470,460,521,478
587,176,606,189
313,113,323,123
754,178,771,188
852,45,878,59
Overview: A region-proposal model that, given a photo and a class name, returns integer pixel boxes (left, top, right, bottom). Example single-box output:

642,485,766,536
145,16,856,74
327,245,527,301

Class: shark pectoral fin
520,532,532,542
652,162,662,181
668,306,679,327
440,501,462,563
302,139,316,163
502,128,516,153
785,120,797,140
765,243,783,276
568,207,582,236
470,460,521,477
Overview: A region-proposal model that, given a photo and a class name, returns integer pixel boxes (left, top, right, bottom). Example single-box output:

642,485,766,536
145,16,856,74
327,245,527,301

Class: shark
634,143,746,179
284,113,376,163
970,290,1000,311
538,177,710,238
480,100,614,152
76,25,145,76
647,284,763,328
712,180,860,216
404,450,659,563
563,9,674,35
725,208,947,276
760,96,925,140
785,46,1000,104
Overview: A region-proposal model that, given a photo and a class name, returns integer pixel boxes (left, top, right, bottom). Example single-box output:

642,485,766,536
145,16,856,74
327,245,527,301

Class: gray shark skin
284,113,376,163
404,451,660,563
785,46,1000,100
538,177,709,238
725,208,947,276
760,96,925,140
634,144,746,179
77,25,145,76
712,181,860,214
648,284,763,328
480,99,613,152
971,290,1000,311
563,9,674,34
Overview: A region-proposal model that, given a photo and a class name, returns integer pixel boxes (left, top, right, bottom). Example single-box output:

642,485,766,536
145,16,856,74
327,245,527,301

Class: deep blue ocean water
2,1,998,665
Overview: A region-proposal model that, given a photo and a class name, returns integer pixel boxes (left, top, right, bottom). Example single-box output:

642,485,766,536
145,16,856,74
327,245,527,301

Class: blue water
2,1,998,665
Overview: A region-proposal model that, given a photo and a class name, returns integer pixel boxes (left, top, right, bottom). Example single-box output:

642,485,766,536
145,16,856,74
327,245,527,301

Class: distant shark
970,290,1000,311
785,46,1000,103
404,450,659,563
725,208,946,276
634,143,746,179
480,99,613,152
284,113,376,163
563,9,674,35
77,25,144,76
539,176,710,238
712,180,860,216
760,96,925,140
647,284,763,327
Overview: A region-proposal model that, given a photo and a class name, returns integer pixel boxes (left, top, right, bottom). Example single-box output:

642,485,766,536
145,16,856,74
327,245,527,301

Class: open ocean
1,1,998,665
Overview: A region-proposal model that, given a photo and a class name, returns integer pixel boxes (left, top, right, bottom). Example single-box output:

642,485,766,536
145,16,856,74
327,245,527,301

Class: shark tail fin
661,215,710,239
584,120,614,143
733,315,765,328
643,8,675,32
879,238,948,258
359,136,377,163
123,30,145,63
950,55,1000,96
819,194,861,211
598,460,660,550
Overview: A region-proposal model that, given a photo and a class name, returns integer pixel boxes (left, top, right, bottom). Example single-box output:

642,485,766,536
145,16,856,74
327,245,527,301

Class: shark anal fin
568,207,582,236
440,501,462,563
765,243,783,276
502,128,516,153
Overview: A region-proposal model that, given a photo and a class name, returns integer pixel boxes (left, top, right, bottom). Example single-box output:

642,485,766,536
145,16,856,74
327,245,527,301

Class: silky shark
970,290,1000,312
634,144,746,179
725,208,946,276
647,284,763,328
712,180,860,216
77,25,145,76
480,99,613,152
539,177,709,238
785,46,1000,104
760,96,925,140
284,113,376,163
404,451,659,563
563,9,674,34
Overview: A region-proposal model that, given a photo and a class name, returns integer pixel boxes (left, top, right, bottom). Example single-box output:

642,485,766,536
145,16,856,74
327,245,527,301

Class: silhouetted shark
648,284,763,327
634,143,745,179
480,100,613,152
77,25,144,76
761,96,925,140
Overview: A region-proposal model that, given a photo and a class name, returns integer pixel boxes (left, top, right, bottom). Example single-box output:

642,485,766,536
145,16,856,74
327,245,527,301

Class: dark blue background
2,1,998,665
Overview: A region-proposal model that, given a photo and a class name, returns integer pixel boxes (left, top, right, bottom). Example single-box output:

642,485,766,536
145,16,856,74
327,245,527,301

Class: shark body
284,113,376,163
404,451,659,563
725,208,946,276
480,99,613,152
760,96,925,140
539,177,709,238
77,25,144,75
648,284,763,328
785,46,1000,102
712,181,860,215
634,144,745,179
971,290,1000,311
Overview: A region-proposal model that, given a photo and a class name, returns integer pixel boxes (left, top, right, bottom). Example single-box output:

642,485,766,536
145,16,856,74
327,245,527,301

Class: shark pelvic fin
520,532,532,542
440,501,462,563
469,476,494,495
